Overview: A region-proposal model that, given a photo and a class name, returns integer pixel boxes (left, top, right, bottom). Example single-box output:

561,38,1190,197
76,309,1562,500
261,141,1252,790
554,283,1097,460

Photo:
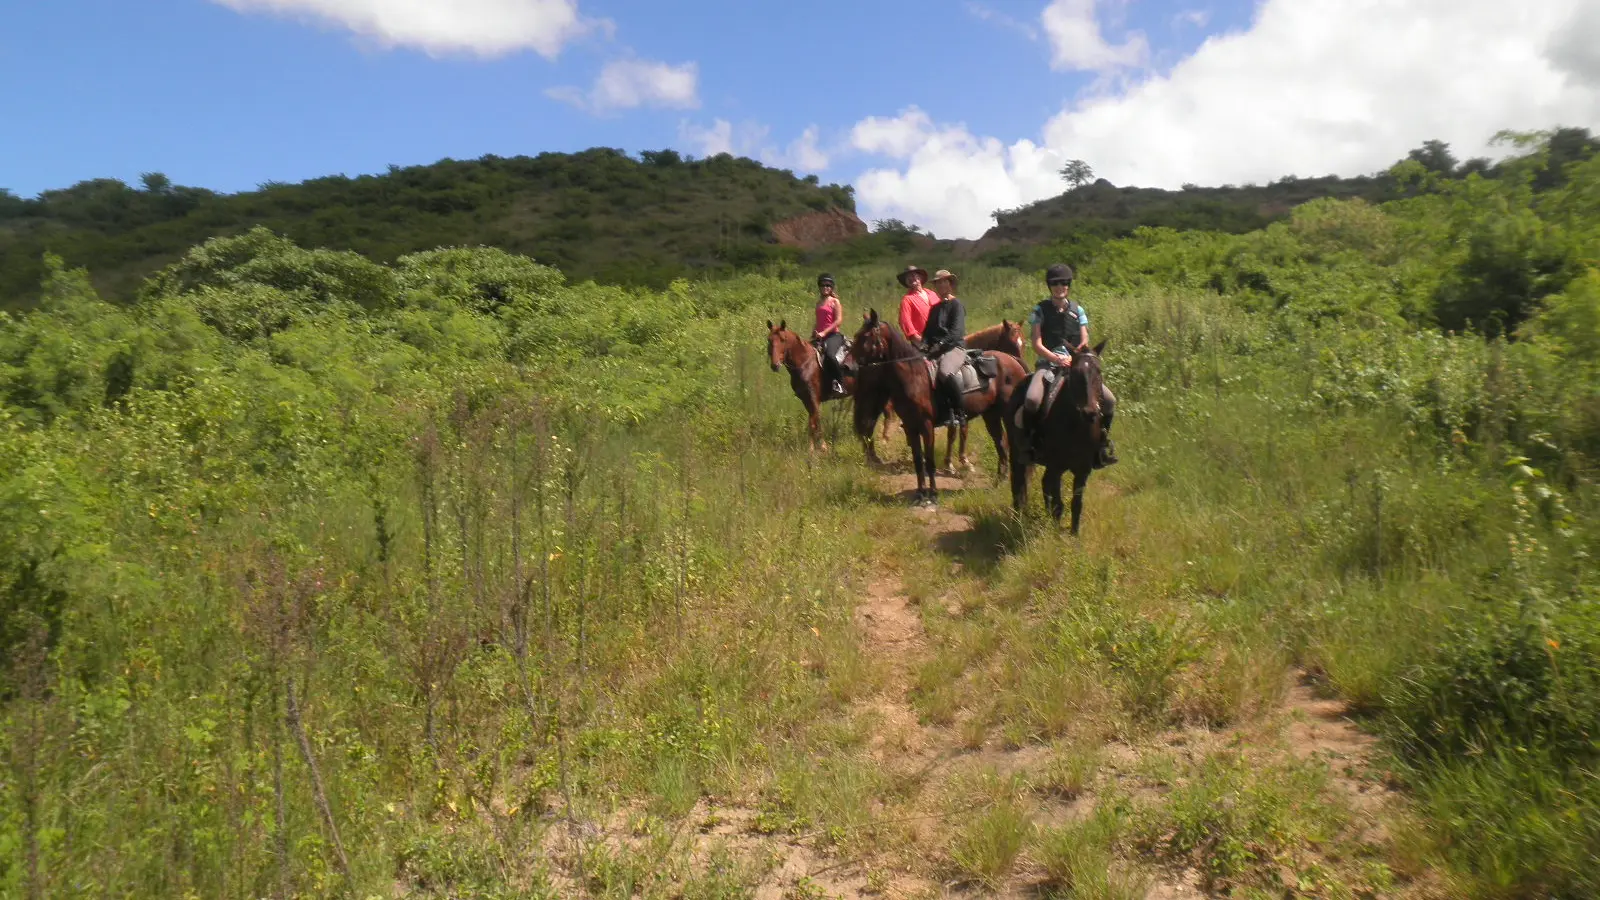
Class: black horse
1004,340,1109,534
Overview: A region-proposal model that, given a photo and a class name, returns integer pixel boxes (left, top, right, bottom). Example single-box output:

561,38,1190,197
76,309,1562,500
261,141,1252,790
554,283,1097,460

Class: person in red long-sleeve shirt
896,264,937,341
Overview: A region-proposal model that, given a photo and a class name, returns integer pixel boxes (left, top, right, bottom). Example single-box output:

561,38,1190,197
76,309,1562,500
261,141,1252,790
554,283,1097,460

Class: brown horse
1004,340,1109,534
767,320,888,459
852,310,940,505
966,320,1025,359
940,319,1026,475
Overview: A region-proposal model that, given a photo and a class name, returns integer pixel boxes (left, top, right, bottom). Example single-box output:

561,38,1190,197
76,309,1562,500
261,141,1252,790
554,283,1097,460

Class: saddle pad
1041,369,1068,419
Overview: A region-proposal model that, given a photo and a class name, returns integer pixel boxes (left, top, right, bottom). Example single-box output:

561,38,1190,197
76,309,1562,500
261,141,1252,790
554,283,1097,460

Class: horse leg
942,425,955,474
923,419,939,504
1070,470,1090,536
982,410,1007,481
1006,416,1030,512
1043,467,1065,524
903,420,925,504
806,395,823,453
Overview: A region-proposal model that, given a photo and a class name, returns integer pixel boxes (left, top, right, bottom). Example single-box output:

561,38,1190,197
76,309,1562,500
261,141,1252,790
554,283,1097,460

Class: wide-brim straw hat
896,264,930,287
930,269,958,289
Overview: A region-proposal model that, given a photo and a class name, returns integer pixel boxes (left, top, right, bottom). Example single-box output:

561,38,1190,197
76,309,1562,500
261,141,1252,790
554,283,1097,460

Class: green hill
0,148,858,308
972,128,1600,272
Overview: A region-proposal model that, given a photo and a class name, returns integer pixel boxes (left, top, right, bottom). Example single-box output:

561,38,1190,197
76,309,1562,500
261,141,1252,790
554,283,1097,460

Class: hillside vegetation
0,148,858,307
976,127,1600,275
2,130,1600,897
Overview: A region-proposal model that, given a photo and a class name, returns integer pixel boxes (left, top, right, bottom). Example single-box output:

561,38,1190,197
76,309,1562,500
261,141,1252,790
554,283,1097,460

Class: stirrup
1095,438,1119,468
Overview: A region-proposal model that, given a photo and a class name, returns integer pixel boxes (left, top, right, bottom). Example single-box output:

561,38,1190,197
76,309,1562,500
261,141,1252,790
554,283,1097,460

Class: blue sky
4,0,1596,238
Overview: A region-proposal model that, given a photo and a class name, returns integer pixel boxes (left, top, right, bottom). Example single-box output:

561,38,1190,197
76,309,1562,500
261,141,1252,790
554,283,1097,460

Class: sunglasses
1048,279,1073,287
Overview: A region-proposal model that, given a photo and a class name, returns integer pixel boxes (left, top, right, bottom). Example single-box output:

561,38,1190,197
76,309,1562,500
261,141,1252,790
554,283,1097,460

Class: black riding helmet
1045,263,1074,285
817,273,835,288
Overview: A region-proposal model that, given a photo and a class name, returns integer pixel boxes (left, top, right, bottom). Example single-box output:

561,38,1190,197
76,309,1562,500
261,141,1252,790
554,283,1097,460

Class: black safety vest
1035,299,1084,351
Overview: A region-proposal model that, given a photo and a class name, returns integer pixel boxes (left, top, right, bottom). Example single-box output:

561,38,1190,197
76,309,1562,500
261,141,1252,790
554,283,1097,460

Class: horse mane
966,322,1023,356
876,322,920,360
966,322,1008,343
1066,348,1103,412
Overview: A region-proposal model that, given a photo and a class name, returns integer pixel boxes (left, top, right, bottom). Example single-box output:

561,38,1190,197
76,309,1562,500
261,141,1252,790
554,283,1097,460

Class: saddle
926,350,998,395
1015,366,1068,431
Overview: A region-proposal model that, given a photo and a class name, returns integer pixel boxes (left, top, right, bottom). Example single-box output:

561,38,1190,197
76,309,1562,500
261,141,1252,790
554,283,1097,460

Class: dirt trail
540,465,1421,899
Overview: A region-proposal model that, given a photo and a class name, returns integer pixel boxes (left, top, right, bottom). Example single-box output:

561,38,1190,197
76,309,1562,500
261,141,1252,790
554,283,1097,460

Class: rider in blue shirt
1026,264,1117,467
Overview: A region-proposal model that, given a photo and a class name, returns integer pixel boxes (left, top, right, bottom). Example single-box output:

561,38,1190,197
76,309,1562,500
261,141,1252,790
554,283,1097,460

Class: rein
856,354,927,368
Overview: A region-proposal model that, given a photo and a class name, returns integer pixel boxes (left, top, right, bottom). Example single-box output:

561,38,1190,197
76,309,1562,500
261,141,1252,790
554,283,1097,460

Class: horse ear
1002,318,1011,328
779,319,787,332
766,319,774,330
1093,339,1107,356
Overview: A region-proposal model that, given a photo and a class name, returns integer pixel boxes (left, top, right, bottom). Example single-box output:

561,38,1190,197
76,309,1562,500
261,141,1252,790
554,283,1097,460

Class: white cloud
851,108,1066,238
853,0,1600,239
1173,9,1210,29
850,109,936,159
678,119,831,172
1041,0,1148,72
965,2,1040,41
209,0,600,58
778,126,831,171
679,119,766,157
547,58,699,114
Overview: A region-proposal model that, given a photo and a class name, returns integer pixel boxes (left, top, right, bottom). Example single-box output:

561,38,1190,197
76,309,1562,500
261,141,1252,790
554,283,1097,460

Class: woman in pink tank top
812,273,847,395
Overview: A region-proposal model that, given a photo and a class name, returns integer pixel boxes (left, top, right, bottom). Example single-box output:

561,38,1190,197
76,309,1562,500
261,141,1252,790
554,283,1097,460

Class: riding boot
1095,426,1119,468
944,384,966,429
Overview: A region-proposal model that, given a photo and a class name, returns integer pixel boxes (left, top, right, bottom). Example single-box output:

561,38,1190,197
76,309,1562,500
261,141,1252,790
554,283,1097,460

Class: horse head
766,319,789,372
852,309,891,363
1067,339,1108,419
1000,318,1025,359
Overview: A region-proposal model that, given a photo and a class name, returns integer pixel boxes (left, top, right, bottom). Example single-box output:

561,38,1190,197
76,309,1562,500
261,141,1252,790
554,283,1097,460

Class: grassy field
4,169,1599,898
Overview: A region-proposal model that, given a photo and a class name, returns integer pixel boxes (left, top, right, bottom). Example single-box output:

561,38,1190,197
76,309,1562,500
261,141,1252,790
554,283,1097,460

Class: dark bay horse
767,320,887,459
941,320,1026,475
851,311,940,505
1004,340,1109,534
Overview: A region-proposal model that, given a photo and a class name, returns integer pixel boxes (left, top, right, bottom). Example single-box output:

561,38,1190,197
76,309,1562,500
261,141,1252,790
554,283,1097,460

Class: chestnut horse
1004,340,1108,534
941,319,1026,475
766,319,888,459
851,311,940,505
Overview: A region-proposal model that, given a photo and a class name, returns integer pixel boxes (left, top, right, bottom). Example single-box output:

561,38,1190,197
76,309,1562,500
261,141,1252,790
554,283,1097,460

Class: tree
640,149,683,167
1407,140,1458,176
140,172,172,194
1060,159,1094,189
871,218,920,235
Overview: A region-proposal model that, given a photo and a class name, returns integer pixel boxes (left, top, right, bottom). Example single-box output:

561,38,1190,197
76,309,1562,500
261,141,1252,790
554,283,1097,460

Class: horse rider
920,269,968,428
811,273,849,396
1025,263,1118,467
896,264,938,344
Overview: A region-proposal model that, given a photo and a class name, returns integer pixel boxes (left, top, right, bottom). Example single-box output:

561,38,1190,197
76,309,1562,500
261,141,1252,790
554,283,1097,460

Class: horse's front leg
1043,467,1065,524
1070,470,1089,536
943,425,956,474
982,410,1007,481
922,420,939,504
903,421,926,503
1006,418,1030,512
804,392,823,453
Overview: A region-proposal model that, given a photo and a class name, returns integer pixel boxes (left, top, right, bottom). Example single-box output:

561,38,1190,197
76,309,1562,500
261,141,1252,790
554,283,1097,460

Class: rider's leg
937,350,967,427
1097,384,1119,467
